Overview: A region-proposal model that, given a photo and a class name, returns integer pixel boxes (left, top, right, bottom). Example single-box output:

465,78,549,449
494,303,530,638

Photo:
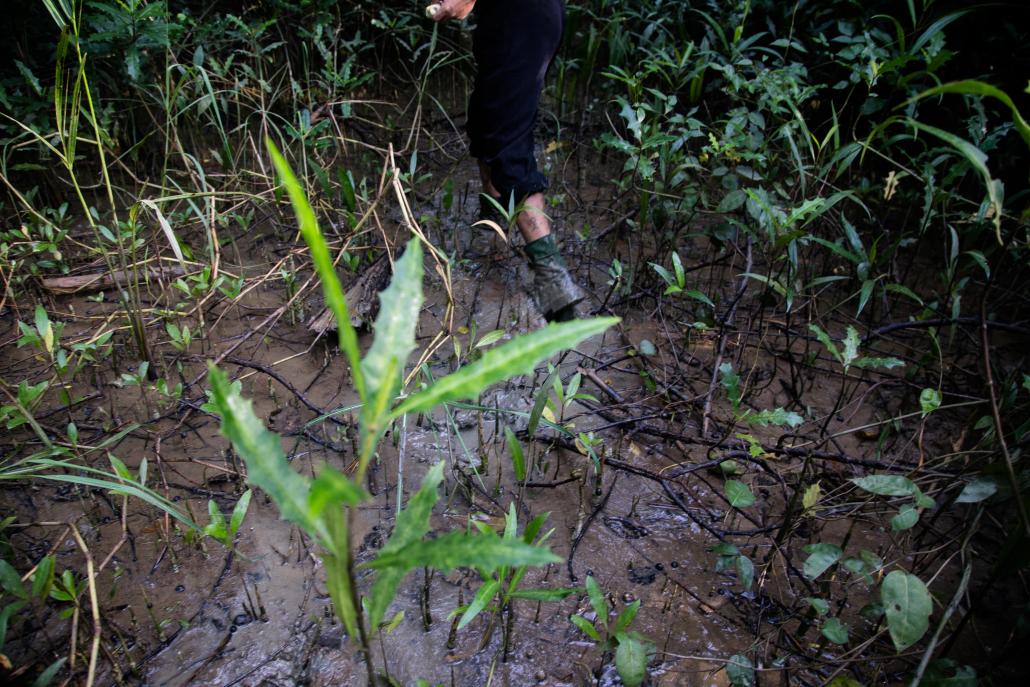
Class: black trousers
466,0,564,205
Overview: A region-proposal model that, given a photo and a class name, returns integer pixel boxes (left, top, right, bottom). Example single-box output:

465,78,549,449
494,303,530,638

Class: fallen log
41,265,185,294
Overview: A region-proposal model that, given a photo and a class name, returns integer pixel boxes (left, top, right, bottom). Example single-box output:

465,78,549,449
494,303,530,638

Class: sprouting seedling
718,362,802,428
203,139,618,683
650,251,714,307
569,575,654,687
202,489,253,547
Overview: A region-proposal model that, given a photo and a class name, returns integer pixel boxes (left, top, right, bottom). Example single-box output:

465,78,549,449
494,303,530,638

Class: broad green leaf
745,407,803,428
586,575,608,627
956,477,997,503
684,289,715,308
392,318,618,419
206,364,321,541
891,503,920,531
807,597,829,615
504,426,526,482
458,578,499,630
920,388,942,416
803,543,843,579
821,617,849,644
882,570,932,652
809,324,841,365
613,599,640,635
615,635,648,687
851,475,917,497
360,239,424,406
735,554,754,590
570,614,602,641
367,530,559,572
308,467,367,518
719,362,742,410
267,139,364,398
724,480,756,508
366,462,444,628
726,654,755,687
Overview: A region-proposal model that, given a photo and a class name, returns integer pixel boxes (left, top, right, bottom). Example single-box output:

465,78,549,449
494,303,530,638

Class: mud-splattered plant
204,140,617,683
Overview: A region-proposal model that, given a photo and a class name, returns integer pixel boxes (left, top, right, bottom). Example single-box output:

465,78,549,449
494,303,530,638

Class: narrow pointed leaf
392,318,618,419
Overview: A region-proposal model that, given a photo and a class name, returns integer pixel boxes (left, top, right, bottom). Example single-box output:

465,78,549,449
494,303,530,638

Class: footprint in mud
602,515,649,539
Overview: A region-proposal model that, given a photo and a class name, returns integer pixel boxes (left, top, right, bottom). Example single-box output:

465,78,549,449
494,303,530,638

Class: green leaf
360,239,424,406
392,318,618,419
458,578,499,630
615,635,648,687
31,556,55,600
0,560,27,599
203,499,227,542
508,587,580,601
719,362,742,410
504,426,526,482
955,477,997,503
891,503,920,531
367,530,560,572
570,614,602,642
366,462,444,628
807,597,829,615
744,407,803,428
851,475,917,497
842,326,861,370
30,656,67,687
904,120,1004,239
474,329,506,349
267,139,365,398
586,575,608,627
803,483,821,511
206,364,322,541
913,80,1030,150
229,489,252,540
724,480,756,508
613,599,640,635
1,600,27,652
853,356,905,370
308,467,368,518
920,388,942,417
803,543,843,579
726,654,755,687
809,324,841,365
881,570,932,652
735,554,754,591
822,617,849,644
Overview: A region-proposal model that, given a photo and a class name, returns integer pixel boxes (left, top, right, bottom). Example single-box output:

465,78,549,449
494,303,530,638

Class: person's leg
466,0,583,320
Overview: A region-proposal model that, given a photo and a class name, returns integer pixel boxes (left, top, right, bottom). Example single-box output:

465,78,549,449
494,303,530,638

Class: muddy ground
0,134,997,687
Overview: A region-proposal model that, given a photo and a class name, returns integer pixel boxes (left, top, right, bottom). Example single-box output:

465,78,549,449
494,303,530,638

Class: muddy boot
524,234,585,322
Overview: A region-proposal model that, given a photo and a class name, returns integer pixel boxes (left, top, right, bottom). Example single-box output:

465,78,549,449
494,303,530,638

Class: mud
0,143,999,687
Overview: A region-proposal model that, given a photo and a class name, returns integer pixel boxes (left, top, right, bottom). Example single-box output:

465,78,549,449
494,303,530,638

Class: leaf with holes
882,570,932,652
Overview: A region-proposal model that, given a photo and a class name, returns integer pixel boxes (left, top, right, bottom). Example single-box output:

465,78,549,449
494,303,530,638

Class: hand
426,0,476,22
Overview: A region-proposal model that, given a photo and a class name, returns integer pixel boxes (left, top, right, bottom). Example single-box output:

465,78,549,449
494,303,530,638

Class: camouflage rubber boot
524,234,586,322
